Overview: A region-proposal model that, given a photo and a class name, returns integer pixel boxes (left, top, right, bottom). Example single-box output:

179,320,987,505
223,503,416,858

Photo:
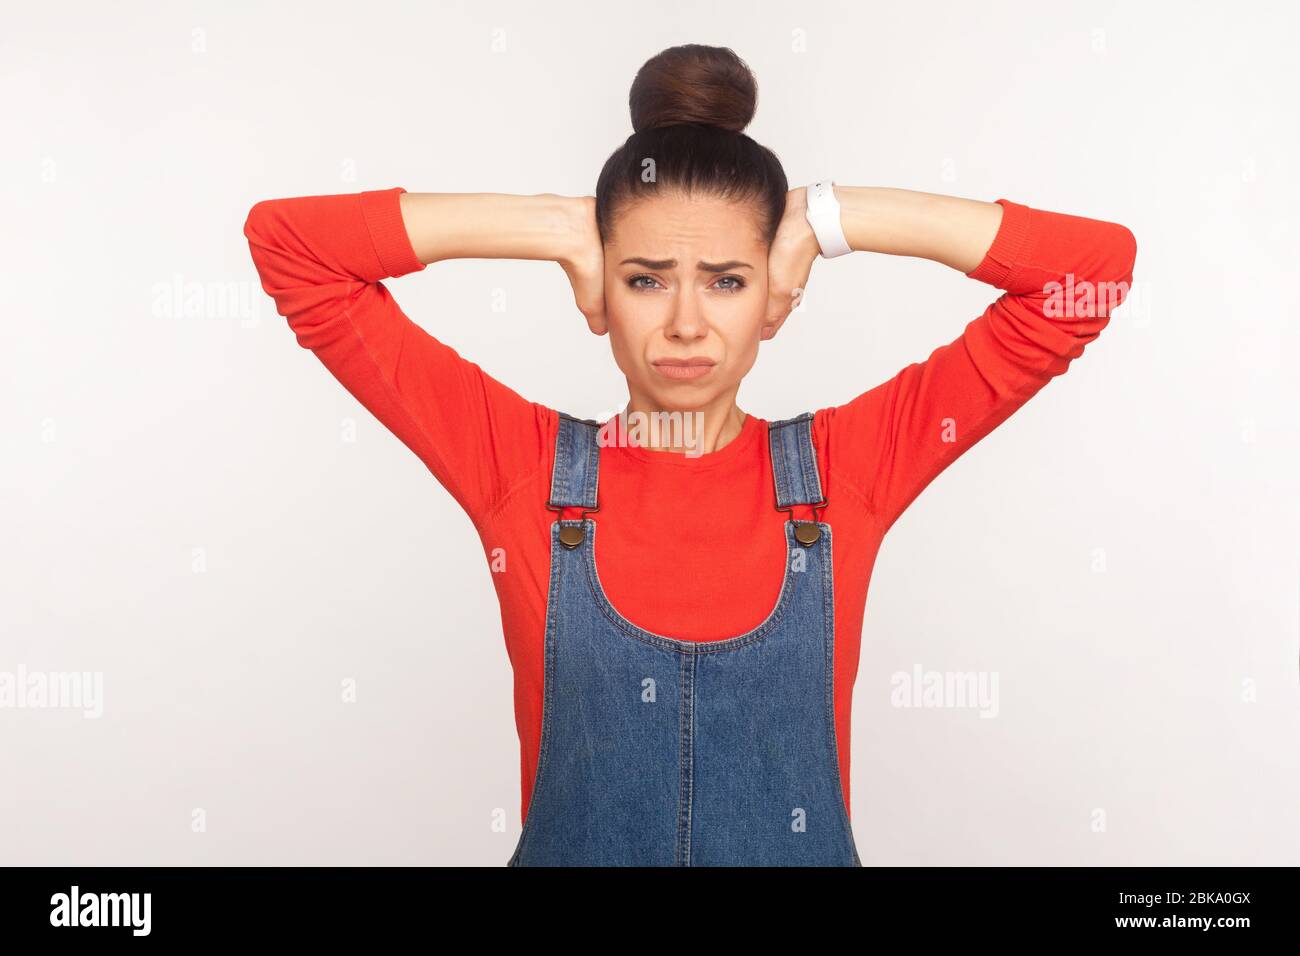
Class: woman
243,44,1137,867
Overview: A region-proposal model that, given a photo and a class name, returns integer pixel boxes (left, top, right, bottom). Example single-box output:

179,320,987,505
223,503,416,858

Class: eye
625,274,747,292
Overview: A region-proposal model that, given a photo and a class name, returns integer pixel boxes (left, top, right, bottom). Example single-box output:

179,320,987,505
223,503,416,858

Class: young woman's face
603,192,770,413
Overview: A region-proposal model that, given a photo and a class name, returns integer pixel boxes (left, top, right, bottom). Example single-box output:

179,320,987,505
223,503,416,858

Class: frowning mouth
651,358,716,380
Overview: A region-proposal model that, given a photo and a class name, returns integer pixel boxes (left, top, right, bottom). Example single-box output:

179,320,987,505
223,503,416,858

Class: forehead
609,191,766,252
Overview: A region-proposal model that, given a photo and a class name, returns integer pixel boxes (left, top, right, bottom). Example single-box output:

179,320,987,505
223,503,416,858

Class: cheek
720,295,766,374
605,288,659,344
602,304,647,377
727,332,761,381
716,297,767,348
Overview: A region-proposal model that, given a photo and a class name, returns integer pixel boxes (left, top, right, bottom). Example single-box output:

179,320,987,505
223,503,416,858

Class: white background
2,0,1297,865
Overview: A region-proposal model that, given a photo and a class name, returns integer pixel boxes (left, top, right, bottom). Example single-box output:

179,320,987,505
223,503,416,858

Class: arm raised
399,191,607,334
762,184,1136,528
243,187,601,521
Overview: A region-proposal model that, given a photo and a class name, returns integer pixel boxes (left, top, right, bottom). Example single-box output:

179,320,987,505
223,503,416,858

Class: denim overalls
508,411,861,867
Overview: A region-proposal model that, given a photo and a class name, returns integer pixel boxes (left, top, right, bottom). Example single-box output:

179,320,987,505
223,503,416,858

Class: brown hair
595,44,788,246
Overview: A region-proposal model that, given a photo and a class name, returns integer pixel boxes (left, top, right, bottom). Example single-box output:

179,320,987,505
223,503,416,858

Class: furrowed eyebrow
618,257,754,272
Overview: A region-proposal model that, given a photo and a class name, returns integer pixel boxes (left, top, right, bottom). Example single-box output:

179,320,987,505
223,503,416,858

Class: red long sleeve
242,187,550,524
822,198,1138,530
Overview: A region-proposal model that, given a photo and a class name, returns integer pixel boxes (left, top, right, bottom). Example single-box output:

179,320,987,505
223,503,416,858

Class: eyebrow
618,257,754,272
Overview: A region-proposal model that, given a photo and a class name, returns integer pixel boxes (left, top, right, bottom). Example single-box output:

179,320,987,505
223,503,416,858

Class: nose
665,287,707,343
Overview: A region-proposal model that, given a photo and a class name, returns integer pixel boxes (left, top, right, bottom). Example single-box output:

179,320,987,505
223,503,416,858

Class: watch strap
805,180,852,258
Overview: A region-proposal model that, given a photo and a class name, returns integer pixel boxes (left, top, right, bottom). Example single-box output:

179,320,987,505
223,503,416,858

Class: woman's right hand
556,196,608,336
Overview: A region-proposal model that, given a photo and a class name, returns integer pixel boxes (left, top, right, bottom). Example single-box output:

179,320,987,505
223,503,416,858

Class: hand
763,187,822,340
556,196,608,336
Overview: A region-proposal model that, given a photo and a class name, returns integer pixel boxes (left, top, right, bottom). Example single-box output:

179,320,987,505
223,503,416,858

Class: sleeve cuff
359,186,426,278
965,198,1034,288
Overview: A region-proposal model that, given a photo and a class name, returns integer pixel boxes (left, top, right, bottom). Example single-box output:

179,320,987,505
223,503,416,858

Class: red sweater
244,187,1137,826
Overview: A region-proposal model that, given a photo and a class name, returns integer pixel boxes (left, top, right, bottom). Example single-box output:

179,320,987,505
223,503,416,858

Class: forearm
829,194,1137,528
244,186,549,519
398,191,586,265
834,186,1003,274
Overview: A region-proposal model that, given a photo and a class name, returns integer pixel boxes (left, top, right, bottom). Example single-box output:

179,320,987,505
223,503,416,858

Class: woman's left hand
763,187,823,340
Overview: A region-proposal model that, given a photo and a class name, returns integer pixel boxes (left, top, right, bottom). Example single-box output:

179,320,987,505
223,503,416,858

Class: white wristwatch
804,180,852,258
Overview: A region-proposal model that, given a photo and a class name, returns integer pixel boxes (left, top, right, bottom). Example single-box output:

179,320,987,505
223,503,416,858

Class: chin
644,383,720,413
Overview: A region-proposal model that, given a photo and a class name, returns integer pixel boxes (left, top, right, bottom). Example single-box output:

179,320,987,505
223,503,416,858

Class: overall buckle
778,500,826,547
547,502,599,549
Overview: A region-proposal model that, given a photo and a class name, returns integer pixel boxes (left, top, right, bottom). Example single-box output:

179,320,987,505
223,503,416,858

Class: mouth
651,358,716,381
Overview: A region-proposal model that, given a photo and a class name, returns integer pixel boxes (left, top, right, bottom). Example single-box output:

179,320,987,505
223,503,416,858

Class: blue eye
626,274,746,292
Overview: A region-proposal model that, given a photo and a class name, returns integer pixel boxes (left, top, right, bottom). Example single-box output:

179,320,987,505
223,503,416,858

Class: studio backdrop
2,0,1297,865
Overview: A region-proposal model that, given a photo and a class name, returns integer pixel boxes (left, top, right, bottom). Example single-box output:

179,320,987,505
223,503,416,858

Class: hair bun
629,44,757,134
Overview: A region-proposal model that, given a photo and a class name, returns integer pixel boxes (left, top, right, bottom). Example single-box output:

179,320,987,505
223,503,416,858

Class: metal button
794,522,821,546
559,525,585,549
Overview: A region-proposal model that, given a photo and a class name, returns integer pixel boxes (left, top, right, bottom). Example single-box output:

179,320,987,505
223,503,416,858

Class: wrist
778,188,822,261
553,195,597,267
804,181,853,258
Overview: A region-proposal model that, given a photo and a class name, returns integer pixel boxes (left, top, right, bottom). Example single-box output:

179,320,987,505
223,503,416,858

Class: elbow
1091,222,1138,317
1113,222,1138,281
242,198,277,245
242,199,296,280
1112,223,1138,312
242,200,290,306
243,197,302,252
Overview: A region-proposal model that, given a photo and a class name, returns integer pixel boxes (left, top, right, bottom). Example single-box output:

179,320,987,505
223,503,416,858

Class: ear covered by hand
763,187,822,341
557,196,608,336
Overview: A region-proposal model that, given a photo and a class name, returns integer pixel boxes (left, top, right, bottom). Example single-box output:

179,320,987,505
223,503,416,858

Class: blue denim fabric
508,413,860,867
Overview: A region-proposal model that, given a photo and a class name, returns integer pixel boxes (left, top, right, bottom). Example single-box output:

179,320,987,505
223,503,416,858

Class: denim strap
768,411,824,508
547,412,601,510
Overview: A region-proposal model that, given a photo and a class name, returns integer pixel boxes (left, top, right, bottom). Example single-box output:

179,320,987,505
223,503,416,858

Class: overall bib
508,411,861,867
